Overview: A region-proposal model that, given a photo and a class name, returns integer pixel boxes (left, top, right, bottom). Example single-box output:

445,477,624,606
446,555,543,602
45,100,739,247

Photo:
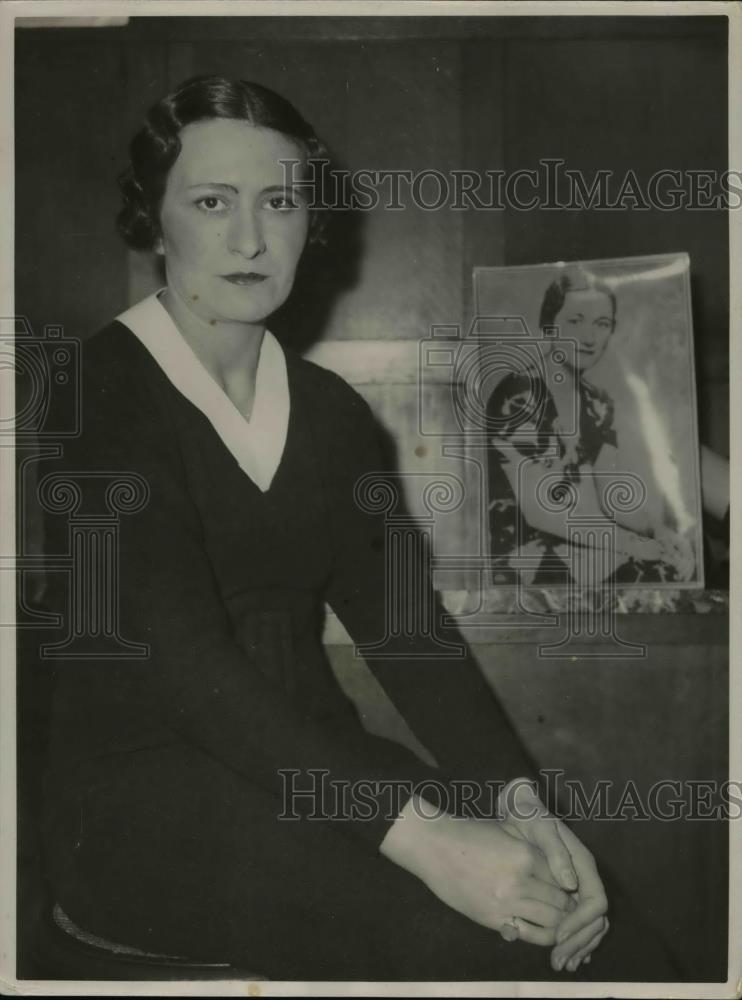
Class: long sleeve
323,389,538,809
43,337,440,852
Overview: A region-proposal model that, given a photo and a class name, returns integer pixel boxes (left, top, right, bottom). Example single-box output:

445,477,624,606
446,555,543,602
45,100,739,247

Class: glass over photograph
475,255,703,588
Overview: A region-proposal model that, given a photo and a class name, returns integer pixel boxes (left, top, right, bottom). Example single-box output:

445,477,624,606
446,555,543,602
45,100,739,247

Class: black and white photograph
474,254,704,588
2,2,738,996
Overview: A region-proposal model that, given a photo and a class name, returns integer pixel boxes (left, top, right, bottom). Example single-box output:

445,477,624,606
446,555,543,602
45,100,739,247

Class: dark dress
486,371,681,586
39,322,680,981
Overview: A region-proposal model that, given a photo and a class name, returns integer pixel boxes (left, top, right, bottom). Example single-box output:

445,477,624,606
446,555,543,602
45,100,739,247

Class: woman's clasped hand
380,779,609,974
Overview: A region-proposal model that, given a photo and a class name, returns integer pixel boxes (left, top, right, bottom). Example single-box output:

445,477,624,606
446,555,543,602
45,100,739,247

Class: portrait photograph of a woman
11,8,732,995
480,257,703,589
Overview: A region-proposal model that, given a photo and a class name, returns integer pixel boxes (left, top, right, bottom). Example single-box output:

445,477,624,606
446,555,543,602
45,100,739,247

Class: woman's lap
43,745,681,982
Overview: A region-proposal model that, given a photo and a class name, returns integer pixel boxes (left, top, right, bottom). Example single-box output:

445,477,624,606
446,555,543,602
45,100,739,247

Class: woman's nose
580,327,595,345
228,209,266,259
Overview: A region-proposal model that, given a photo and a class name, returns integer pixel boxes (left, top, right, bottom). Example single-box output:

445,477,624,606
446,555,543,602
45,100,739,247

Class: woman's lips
221,273,268,285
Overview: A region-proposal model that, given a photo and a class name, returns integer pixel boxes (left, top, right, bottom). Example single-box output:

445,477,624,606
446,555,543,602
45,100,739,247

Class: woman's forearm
513,460,662,560
514,459,615,539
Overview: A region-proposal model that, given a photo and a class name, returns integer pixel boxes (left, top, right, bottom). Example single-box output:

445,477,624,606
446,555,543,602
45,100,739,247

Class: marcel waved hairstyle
539,266,617,332
116,75,328,251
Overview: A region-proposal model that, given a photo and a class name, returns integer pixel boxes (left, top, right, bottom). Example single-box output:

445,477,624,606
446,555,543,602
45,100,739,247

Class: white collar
115,292,290,493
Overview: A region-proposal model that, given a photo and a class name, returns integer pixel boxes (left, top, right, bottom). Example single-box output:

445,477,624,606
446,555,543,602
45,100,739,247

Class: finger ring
499,918,520,942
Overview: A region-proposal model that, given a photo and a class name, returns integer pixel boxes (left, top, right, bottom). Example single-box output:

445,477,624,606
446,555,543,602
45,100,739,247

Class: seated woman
40,76,678,981
486,267,696,587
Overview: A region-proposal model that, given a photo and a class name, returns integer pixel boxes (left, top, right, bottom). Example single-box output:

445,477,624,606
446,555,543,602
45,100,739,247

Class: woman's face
157,118,310,325
552,288,615,373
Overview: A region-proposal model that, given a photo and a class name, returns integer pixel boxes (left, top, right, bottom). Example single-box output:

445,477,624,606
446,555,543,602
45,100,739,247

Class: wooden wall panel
15,37,129,339
460,40,507,315
333,41,463,341
502,36,729,455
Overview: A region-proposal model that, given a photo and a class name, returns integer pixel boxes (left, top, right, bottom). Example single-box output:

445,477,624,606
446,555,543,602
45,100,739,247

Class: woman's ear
153,236,165,256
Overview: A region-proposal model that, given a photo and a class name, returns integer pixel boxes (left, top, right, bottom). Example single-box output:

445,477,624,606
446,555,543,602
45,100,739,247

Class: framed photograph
474,253,704,588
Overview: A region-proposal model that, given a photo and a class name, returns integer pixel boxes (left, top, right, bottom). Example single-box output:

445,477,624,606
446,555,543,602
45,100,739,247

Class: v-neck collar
115,291,290,493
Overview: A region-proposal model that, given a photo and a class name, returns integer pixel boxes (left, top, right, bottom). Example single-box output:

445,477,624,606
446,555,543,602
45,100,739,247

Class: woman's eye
266,195,299,211
195,196,228,213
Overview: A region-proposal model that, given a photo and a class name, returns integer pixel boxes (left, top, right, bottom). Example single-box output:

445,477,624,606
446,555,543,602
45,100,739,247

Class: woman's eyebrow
186,182,304,197
187,182,239,192
261,183,304,196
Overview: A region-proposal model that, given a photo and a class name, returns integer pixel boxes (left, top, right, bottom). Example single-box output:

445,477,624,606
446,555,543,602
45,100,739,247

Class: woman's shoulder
581,377,613,404
82,319,162,386
74,320,178,452
83,318,182,410
581,378,616,433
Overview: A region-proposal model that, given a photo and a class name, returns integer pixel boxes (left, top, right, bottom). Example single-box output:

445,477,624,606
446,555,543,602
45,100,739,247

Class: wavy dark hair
539,267,617,332
116,75,328,251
